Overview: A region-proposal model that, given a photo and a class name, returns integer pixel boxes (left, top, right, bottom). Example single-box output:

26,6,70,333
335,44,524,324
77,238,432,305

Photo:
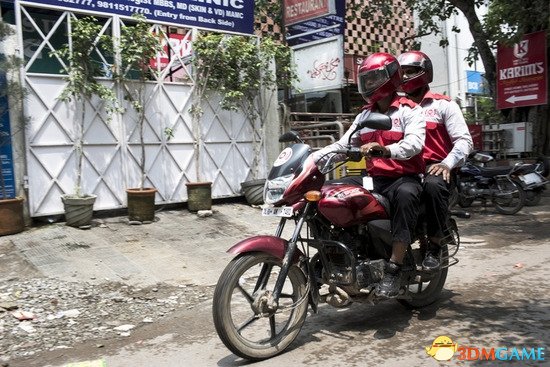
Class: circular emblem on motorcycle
273,148,293,167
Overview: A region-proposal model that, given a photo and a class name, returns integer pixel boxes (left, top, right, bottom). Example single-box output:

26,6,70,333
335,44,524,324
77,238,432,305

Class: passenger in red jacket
314,52,425,298
397,51,473,270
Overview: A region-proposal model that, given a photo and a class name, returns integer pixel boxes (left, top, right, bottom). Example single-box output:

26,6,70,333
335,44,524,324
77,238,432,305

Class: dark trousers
374,176,422,245
423,173,450,238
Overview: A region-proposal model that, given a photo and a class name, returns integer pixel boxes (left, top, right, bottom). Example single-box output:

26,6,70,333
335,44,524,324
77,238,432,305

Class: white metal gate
16,3,267,216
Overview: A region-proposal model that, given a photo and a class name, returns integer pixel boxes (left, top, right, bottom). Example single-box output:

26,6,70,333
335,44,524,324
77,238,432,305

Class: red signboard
284,0,334,26
467,124,483,152
344,54,367,83
496,31,547,109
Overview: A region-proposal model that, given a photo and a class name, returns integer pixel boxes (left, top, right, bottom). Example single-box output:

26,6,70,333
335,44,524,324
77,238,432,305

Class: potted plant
117,15,163,222
192,34,295,205
0,20,25,235
182,30,226,212
54,16,119,228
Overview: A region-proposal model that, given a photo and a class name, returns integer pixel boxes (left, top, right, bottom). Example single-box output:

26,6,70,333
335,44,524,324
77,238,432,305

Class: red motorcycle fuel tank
318,184,388,227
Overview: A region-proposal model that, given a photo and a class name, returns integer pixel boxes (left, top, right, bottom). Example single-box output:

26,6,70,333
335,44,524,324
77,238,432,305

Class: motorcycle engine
356,259,385,288
461,181,486,195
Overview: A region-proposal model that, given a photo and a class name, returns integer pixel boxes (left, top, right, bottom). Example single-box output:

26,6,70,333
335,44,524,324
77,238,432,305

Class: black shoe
422,240,442,270
376,261,401,298
422,252,440,271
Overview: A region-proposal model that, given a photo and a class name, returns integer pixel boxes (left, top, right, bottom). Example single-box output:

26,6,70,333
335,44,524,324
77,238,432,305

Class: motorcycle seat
476,166,511,177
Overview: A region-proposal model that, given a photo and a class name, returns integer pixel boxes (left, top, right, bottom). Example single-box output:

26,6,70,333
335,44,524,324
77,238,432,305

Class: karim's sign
496,31,547,109
284,0,335,26
21,0,255,35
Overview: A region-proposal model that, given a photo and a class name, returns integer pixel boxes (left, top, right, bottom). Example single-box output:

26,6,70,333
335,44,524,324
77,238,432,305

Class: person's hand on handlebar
360,142,390,158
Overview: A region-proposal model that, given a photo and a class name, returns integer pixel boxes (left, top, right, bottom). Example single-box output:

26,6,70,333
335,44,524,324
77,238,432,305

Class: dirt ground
1,196,549,367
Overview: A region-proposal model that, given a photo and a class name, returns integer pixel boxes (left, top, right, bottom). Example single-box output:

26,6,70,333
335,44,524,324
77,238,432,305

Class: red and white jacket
420,91,473,169
314,95,425,178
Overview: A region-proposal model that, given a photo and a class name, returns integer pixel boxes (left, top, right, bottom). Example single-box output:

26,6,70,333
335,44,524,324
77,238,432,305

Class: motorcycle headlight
264,174,294,205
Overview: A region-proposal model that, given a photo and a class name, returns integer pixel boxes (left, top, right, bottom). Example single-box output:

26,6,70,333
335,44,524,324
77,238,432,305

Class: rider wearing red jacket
314,52,425,298
397,51,473,270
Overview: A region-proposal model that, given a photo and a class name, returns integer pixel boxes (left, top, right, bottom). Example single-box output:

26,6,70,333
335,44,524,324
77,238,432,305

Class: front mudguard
228,235,304,264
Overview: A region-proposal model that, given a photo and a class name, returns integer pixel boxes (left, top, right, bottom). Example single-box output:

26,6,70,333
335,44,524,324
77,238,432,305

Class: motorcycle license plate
519,172,543,185
262,206,293,217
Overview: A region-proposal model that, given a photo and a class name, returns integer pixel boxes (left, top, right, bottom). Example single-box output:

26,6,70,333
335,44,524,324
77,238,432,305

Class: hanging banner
0,73,16,199
292,36,343,93
496,31,547,109
19,0,255,35
150,32,192,69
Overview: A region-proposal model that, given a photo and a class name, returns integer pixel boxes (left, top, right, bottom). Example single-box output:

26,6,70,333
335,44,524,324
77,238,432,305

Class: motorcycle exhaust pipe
325,285,351,308
465,188,492,196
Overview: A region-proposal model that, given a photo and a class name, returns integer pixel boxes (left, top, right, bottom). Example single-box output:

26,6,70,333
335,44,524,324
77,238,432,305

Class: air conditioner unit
500,122,533,156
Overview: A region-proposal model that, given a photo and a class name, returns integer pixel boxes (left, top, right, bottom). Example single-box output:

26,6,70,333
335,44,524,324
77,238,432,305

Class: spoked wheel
212,252,308,361
492,178,526,215
399,244,449,308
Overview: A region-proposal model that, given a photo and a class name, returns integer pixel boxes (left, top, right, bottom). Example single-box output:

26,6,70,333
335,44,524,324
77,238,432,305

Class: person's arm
386,104,425,160
440,100,473,169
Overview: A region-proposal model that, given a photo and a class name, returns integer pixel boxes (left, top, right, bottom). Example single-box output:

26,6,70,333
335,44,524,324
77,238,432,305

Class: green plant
117,14,163,190
464,96,502,125
53,16,119,197
192,33,296,179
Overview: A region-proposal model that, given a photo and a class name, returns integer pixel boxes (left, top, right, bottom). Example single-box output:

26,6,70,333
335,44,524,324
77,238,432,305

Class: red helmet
397,51,433,93
357,52,402,103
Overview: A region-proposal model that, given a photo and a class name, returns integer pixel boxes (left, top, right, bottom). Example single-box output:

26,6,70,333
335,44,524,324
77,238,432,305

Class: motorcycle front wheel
492,178,526,215
212,252,308,361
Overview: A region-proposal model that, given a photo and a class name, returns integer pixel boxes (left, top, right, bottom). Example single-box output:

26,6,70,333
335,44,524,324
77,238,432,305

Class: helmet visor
358,68,389,96
402,65,423,81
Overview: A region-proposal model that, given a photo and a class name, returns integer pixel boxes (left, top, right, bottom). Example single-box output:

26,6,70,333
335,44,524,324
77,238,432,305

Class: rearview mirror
356,111,392,131
278,130,303,143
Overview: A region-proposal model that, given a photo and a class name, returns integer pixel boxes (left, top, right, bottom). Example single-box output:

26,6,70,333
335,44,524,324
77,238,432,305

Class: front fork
266,202,313,312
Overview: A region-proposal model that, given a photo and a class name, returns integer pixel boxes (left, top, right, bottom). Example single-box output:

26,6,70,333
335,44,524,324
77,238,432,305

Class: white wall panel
18,6,269,217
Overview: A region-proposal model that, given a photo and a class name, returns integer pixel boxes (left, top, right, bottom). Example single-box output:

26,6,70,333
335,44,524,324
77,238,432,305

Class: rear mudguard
228,235,304,263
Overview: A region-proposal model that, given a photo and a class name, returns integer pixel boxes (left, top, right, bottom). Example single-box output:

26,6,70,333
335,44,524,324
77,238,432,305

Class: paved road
4,197,550,367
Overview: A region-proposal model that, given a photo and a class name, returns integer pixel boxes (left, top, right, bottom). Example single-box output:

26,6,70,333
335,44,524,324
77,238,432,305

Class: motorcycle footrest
440,256,459,269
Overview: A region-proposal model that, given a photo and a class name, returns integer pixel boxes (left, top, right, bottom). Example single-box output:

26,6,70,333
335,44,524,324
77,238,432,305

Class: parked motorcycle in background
451,152,543,214
212,112,467,361
513,157,549,206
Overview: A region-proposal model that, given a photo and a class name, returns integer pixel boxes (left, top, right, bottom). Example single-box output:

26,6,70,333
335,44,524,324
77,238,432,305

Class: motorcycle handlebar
333,148,363,162
332,147,385,161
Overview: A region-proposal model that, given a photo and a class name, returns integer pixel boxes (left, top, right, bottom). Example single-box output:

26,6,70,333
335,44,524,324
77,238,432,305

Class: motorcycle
452,152,528,215
511,157,548,206
212,112,467,361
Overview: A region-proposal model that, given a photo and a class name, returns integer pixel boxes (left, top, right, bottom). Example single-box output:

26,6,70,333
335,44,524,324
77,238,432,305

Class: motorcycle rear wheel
398,244,449,308
491,179,526,215
212,252,308,361
524,189,543,206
